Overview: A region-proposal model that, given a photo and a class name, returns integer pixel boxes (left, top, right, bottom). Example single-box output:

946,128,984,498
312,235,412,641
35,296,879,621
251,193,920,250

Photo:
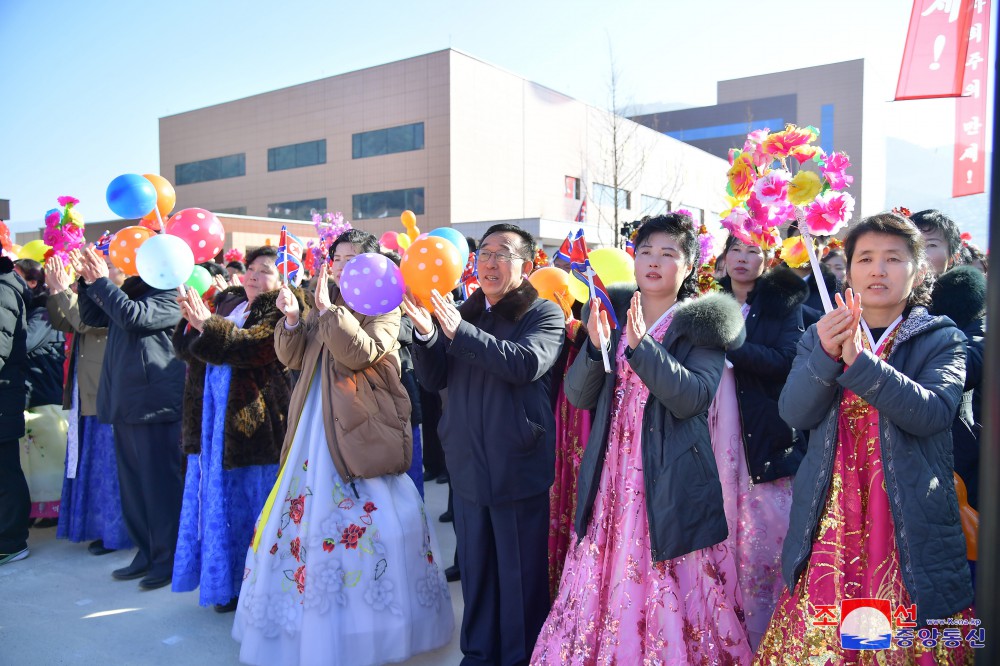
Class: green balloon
185,265,212,296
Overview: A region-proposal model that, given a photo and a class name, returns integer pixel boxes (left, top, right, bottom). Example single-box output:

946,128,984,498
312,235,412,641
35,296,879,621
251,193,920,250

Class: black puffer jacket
23,293,66,408
0,257,30,438
722,267,809,483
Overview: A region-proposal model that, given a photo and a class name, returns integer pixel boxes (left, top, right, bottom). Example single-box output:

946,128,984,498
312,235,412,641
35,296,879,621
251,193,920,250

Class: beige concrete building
156,49,729,252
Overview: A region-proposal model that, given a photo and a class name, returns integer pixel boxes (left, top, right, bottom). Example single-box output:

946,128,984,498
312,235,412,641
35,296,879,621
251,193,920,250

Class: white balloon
136,234,195,290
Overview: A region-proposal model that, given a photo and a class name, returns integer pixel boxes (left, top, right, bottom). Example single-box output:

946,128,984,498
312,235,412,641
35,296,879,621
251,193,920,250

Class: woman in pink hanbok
756,213,975,665
709,237,809,650
532,214,752,665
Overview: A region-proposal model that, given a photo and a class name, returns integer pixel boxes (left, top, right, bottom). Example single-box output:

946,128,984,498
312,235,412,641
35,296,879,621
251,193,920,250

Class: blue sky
0,0,988,238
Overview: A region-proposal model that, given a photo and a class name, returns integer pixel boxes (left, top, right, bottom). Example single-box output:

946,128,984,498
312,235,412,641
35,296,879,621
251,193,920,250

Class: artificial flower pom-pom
727,152,757,201
762,125,818,161
803,191,855,236
820,152,854,190
780,235,811,268
57,196,80,207
787,170,824,205
752,169,791,206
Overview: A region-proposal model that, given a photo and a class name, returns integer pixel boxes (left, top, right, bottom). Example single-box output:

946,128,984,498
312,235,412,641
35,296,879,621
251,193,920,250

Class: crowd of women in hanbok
0,205,987,665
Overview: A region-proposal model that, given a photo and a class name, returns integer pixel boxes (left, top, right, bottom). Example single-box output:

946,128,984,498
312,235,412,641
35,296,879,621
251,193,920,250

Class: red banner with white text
953,0,990,197
896,0,975,100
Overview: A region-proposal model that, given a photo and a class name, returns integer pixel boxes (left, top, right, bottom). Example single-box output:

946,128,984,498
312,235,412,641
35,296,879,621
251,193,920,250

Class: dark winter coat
722,267,809,483
570,288,746,562
23,293,65,408
173,286,304,469
79,276,184,425
412,280,565,505
931,266,986,509
779,309,972,625
800,264,840,329
0,257,30,438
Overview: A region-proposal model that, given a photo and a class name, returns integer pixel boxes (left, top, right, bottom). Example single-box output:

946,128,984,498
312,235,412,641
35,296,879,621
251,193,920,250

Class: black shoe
138,573,172,590
423,469,442,483
444,564,460,582
439,510,453,523
214,597,239,613
435,474,450,485
88,540,115,556
33,517,58,528
112,555,150,581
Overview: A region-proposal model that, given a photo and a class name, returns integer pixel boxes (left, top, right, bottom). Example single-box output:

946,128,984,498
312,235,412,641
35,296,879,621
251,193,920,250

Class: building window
352,123,425,159
214,206,248,216
565,176,581,200
352,188,425,220
267,198,326,221
175,154,246,186
593,183,631,209
268,139,327,172
640,195,669,217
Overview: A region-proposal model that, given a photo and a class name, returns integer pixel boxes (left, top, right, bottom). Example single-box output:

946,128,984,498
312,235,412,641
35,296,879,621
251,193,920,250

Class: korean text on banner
953,0,990,197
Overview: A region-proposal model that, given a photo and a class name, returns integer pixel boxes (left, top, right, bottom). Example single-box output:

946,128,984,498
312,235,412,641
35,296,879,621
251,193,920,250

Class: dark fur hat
931,265,986,329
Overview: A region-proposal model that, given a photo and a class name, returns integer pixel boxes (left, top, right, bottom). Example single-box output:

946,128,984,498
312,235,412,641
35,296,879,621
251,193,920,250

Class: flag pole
794,210,833,314
588,265,612,373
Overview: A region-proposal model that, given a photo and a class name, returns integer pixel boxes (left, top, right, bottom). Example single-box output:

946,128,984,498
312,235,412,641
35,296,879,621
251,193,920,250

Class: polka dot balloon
164,208,225,263
108,225,155,276
400,236,463,311
338,253,406,316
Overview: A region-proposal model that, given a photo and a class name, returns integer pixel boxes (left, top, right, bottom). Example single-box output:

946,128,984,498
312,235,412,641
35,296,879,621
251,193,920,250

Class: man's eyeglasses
477,250,523,264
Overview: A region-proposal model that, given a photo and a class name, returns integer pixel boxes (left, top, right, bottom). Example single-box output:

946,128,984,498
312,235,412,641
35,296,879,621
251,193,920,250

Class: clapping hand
77,247,109,284
837,289,864,366
401,289,434,336
314,263,332,313
45,255,73,294
587,297,611,350
179,286,213,332
625,292,646,351
429,289,462,340
817,288,862,362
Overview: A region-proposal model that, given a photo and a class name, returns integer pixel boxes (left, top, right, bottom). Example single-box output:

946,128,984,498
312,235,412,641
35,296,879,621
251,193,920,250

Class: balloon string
154,207,164,234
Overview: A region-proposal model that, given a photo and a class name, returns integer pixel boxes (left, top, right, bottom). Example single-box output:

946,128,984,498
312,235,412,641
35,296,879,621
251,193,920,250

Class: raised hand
401,289,434,336
839,289,864,366
587,297,611,350
182,287,213,332
314,263,332,313
45,255,72,294
625,291,646,351
817,289,860,361
277,285,300,325
430,289,462,340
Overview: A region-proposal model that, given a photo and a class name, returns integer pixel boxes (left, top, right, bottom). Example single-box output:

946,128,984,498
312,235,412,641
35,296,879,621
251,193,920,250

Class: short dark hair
200,261,227,278
382,250,402,266
633,213,700,300
844,212,932,307
330,229,379,257
225,260,246,273
910,209,962,258
466,236,478,253
822,248,846,264
480,224,534,261
14,258,45,296
245,245,278,266
963,242,988,273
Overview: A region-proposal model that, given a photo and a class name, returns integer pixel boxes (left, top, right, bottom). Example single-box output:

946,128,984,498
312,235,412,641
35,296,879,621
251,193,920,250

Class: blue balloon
106,174,157,220
428,227,468,257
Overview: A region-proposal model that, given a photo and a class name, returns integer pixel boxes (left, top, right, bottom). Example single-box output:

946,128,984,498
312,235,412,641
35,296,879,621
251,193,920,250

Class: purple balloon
339,253,405,316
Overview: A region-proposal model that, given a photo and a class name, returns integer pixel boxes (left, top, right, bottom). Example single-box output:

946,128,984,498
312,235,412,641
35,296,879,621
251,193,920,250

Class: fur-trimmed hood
722,266,809,319
931,265,986,329
459,280,539,322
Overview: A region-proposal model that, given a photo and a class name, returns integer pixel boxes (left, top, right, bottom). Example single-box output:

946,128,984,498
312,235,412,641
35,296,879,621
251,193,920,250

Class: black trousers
113,421,183,575
420,387,445,477
453,492,550,666
0,438,30,553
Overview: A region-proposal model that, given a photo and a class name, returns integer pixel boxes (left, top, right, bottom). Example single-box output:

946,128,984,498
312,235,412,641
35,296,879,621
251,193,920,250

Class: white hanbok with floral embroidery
233,374,453,666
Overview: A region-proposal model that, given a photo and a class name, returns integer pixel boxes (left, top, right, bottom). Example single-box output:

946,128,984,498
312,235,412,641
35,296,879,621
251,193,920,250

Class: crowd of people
0,208,988,665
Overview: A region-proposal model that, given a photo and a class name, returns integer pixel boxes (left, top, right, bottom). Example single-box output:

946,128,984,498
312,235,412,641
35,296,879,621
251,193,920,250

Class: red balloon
380,231,400,251
165,208,225,263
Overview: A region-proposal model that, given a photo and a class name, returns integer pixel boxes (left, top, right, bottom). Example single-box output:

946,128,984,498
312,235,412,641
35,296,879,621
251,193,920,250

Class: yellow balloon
396,233,412,251
588,248,635,285
19,239,51,262
568,272,590,303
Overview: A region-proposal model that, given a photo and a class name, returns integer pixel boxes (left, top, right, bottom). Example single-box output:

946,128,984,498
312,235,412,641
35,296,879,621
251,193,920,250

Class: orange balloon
401,210,417,230
109,225,155,276
140,174,177,225
400,237,463,312
954,472,978,561
407,226,420,241
529,267,572,318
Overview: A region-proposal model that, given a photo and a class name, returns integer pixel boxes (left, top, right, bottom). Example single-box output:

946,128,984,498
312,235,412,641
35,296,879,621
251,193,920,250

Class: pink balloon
380,231,400,251
415,232,429,241
165,208,226,263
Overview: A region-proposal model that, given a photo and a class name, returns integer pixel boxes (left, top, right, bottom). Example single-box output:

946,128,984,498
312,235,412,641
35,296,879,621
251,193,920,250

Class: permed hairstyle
245,245,278,266
910,209,962,259
330,229,379,257
633,213,700,300
843,211,933,308
480,223,535,261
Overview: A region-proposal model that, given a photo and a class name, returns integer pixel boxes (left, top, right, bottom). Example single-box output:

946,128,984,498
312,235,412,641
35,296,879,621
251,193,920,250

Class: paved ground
0,477,463,665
